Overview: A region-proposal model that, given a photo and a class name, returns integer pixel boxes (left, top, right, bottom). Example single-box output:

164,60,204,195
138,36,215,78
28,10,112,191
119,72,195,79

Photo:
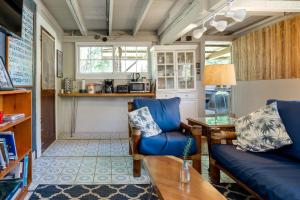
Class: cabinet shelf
0,116,31,132
0,148,31,179
0,90,32,199
0,90,30,95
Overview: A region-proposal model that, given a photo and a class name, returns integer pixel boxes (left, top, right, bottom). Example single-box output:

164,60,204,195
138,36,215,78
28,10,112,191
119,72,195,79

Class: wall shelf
58,92,156,97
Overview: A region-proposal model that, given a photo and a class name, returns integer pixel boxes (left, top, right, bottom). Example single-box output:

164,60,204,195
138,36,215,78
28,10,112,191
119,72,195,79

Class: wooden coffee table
143,156,226,200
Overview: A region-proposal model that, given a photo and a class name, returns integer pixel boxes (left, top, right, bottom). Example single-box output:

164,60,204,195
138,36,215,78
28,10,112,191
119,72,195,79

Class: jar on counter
87,83,96,94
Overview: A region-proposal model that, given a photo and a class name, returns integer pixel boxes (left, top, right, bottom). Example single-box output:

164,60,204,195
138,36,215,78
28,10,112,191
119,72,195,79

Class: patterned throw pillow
235,102,292,152
128,107,162,137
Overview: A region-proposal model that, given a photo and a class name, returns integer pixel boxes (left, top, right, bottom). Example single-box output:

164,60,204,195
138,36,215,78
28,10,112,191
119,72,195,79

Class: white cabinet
152,45,199,121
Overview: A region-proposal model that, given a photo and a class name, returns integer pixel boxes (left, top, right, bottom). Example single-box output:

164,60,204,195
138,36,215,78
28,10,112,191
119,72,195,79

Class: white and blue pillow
128,107,162,137
235,102,292,152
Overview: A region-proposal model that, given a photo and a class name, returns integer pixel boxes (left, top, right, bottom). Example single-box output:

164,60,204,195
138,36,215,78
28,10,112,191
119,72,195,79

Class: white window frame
75,42,152,80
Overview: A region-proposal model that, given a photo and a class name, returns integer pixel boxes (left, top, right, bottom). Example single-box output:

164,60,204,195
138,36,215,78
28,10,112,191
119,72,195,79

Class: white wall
34,0,63,157
232,79,300,117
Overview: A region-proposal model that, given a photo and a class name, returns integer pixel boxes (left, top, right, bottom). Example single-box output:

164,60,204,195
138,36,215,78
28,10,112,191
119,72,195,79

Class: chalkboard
8,5,34,86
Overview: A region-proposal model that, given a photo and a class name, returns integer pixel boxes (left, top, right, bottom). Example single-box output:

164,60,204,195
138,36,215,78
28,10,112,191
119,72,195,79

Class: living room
0,0,300,199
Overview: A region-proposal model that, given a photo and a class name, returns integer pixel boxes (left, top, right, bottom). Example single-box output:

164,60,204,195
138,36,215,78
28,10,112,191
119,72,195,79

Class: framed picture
0,58,14,90
56,50,63,78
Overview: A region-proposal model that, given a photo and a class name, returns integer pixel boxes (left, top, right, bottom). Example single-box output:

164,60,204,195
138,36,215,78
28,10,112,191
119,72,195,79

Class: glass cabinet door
177,51,195,89
156,52,175,90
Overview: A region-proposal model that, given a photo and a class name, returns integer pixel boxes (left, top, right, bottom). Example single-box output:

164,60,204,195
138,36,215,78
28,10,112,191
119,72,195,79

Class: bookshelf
0,90,32,199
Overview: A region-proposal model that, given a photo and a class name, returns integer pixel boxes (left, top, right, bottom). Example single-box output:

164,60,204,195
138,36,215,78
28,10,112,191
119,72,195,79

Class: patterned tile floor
27,138,234,199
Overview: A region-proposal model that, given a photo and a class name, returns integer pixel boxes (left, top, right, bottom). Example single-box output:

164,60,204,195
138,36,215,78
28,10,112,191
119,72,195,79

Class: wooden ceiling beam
133,0,154,36
66,0,88,36
107,0,114,36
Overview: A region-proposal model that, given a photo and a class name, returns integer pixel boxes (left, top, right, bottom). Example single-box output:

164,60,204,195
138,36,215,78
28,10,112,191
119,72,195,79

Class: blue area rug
29,183,257,200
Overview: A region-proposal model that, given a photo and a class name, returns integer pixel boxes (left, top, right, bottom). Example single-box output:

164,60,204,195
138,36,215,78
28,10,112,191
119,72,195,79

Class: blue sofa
128,97,202,177
209,100,300,200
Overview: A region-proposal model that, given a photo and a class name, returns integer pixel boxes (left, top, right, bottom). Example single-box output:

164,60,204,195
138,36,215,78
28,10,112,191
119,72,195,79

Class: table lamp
202,64,236,121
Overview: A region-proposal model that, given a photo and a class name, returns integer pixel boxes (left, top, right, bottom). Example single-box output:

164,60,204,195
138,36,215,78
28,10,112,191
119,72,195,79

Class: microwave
129,82,151,93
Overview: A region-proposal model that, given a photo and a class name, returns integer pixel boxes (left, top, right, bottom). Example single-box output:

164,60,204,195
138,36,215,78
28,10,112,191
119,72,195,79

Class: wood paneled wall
233,15,300,81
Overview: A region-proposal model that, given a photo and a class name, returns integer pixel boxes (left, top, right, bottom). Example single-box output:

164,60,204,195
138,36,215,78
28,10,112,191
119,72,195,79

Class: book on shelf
0,138,9,164
3,114,25,122
21,155,29,187
0,132,18,160
0,148,5,170
4,155,29,188
0,178,23,200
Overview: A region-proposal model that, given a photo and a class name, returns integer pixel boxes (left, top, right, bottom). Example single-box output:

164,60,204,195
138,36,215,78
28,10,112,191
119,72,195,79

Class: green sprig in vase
180,137,193,183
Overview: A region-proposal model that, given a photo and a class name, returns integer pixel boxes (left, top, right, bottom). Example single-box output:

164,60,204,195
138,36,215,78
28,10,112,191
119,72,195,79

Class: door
41,27,56,152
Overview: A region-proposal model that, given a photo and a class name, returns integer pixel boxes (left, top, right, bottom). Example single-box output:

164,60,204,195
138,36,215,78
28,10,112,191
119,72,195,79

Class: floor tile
78,167,95,174
93,174,111,184
95,167,111,174
75,174,94,183
111,175,131,184
62,167,79,175
112,166,130,175
130,175,150,184
57,174,76,184
39,174,59,184
46,167,63,175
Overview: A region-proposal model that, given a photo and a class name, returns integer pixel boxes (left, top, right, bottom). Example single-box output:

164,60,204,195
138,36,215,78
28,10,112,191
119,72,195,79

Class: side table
187,117,235,175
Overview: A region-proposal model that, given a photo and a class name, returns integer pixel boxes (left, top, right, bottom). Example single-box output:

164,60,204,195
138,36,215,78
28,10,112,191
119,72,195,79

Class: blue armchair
128,97,202,177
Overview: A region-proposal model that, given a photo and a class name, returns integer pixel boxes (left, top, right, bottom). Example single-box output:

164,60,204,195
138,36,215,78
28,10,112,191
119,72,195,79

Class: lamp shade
225,9,247,22
193,27,207,39
209,20,228,32
203,64,236,86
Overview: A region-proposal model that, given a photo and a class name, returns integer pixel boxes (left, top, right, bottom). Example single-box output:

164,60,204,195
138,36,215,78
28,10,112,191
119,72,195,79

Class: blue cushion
267,100,300,160
139,131,197,156
212,144,300,200
133,98,181,132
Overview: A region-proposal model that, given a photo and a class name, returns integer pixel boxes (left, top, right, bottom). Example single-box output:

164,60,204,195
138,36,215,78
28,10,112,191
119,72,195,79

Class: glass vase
180,160,190,183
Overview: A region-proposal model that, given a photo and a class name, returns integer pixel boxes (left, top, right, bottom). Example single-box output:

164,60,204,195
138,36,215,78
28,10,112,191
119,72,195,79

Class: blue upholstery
133,98,181,132
212,145,300,200
267,100,300,160
139,131,197,156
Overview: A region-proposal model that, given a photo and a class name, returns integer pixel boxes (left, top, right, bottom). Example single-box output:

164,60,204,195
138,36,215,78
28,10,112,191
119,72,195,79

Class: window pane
122,60,137,72
137,47,148,59
102,46,113,59
126,47,137,59
80,47,102,59
78,45,148,74
137,60,147,72
80,59,113,73
94,60,113,72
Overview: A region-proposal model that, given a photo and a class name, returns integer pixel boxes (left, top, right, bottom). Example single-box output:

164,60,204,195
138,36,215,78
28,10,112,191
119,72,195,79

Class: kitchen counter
58,92,156,97
57,91,155,137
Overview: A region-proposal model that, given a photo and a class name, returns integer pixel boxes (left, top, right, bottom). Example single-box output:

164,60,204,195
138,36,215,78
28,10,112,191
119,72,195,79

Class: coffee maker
104,79,114,93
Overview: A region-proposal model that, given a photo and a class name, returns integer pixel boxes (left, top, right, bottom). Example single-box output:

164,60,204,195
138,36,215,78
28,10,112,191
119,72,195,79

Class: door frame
40,26,56,152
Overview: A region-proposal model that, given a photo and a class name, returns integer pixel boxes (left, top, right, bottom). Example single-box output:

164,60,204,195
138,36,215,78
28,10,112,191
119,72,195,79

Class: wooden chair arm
130,127,142,154
180,122,201,135
211,131,237,145
180,122,202,155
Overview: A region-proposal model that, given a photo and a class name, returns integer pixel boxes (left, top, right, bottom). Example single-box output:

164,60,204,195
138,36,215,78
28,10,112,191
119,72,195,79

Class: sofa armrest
211,131,237,145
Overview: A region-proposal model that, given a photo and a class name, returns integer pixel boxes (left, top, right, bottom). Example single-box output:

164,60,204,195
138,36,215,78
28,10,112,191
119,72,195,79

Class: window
204,42,233,115
79,46,113,73
76,43,149,79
